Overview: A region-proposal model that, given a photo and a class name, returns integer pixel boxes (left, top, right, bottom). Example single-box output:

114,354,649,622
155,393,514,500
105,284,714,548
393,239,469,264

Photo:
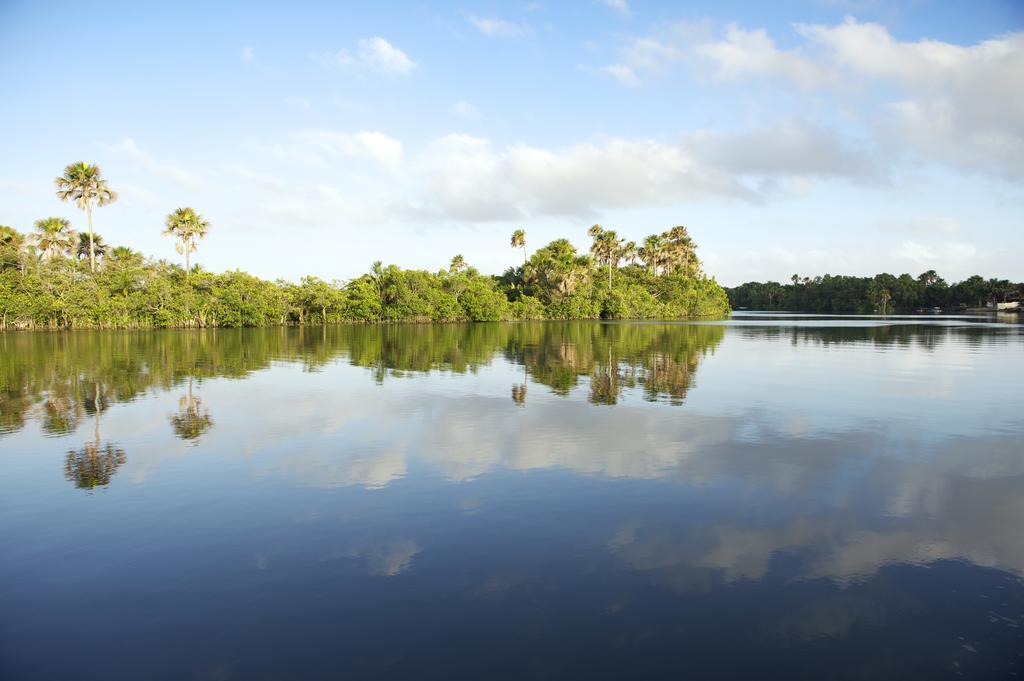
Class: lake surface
2,315,1023,680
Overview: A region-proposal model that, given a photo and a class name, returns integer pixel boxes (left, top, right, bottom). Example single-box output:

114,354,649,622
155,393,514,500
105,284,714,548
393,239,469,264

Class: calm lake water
2,315,1023,680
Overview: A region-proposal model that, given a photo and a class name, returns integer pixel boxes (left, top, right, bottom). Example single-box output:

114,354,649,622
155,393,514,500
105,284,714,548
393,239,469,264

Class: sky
0,0,1021,286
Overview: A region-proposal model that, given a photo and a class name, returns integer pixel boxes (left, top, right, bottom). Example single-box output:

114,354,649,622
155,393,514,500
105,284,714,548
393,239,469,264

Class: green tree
54,162,117,273
639,235,663,275
163,207,210,275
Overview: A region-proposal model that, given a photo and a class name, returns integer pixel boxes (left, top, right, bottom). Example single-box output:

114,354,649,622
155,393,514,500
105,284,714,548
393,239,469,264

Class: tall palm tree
510,229,526,264
598,230,623,291
31,217,76,260
54,162,117,273
587,224,605,267
163,207,210,275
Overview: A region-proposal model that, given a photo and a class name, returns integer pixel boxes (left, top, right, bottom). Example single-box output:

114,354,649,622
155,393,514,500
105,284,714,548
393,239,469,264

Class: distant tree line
727,271,1023,314
0,162,730,329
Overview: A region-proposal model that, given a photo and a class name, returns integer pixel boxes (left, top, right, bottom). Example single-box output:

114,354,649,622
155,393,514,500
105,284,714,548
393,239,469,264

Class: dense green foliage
0,223,729,329
727,271,1023,314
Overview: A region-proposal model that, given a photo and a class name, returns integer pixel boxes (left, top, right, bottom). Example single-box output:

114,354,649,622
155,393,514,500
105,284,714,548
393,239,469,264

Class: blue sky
0,0,1021,285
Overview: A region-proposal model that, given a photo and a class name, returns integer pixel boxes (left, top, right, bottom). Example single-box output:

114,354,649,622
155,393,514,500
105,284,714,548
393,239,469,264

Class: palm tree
588,224,611,278
640,235,663,275
108,245,143,266
664,226,697,275
76,232,107,262
54,162,117,273
106,246,144,297
527,238,590,300
368,261,385,297
587,224,605,268
31,217,76,260
510,229,526,264
622,241,638,266
163,207,210,275
598,230,623,291
449,254,467,273
590,225,623,290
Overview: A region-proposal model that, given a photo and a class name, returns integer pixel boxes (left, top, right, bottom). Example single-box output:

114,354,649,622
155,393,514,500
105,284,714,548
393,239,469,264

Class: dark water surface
2,316,1023,680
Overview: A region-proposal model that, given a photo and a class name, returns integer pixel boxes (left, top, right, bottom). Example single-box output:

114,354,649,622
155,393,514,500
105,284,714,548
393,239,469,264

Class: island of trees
0,162,730,329
728,273,1023,314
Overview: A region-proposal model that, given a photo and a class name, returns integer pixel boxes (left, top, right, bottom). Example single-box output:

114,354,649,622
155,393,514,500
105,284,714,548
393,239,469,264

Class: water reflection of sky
2,318,1023,679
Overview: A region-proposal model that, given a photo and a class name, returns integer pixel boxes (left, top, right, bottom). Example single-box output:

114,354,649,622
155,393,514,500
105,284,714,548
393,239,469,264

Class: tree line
0,162,730,329
727,271,1023,314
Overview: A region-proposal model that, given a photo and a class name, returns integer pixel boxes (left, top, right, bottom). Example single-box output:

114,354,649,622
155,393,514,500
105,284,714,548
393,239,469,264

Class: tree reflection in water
64,442,126,490
1,323,730,444
64,382,126,491
513,322,724,406
170,376,213,442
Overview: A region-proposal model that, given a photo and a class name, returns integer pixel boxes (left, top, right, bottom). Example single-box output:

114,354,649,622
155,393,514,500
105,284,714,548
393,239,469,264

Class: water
2,315,1023,680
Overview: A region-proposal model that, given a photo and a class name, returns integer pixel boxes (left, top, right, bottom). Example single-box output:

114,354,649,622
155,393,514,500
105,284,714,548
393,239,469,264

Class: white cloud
356,37,417,75
309,49,353,68
103,138,202,189
797,19,1024,177
602,18,1024,178
601,63,640,86
310,37,416,76
450,100,481,120
246,130,404,171
892,240,978,271
418,121,873,221
597,0,630,15
695,24,834,88
249,183,376,229
600,20,711,83
688,120,876,180
469,15,532,39
603,21,831,88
